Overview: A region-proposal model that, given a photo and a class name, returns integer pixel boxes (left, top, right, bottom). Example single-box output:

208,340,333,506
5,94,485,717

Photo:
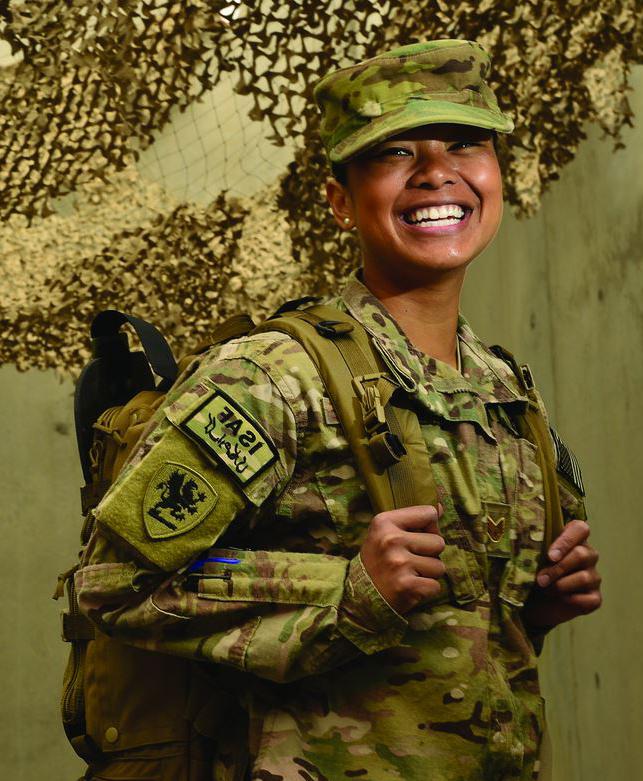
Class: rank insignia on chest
143,462,218,539
482,500,512,559
179,386,278,486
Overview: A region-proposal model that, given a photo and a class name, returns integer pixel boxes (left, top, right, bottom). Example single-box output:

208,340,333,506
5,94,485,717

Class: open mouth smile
400,203,472,233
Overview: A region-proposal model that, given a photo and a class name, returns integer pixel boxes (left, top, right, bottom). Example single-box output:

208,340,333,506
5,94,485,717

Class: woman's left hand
521,520,602,631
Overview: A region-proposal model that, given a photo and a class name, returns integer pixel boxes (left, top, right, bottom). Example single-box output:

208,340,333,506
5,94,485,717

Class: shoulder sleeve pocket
165,380,286,508
95,420,254,572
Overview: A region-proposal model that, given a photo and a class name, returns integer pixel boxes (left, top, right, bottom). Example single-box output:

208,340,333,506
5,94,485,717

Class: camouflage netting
1,0,641,374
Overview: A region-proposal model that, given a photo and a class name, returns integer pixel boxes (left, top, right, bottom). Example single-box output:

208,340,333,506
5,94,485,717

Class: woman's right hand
359,504,446,614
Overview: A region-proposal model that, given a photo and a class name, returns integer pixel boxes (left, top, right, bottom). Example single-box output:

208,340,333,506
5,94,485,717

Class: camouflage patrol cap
314,39,514,163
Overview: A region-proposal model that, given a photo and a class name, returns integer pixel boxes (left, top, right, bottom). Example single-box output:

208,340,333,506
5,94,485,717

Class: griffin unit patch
143,462,218,539
179,386,278,486
550,427,585,496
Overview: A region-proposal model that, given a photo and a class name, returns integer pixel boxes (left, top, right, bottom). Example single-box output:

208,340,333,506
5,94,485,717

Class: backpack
54,301,568,769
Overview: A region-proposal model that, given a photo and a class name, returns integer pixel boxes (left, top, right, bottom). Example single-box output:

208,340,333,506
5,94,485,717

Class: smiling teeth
406,204,465,224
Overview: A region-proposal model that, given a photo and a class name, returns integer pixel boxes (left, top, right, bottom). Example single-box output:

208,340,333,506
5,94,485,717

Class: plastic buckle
61,609,72,642
273,295,322,315
519,363,535,391
353,374,388,436
61,609,95,642
314,320,354,338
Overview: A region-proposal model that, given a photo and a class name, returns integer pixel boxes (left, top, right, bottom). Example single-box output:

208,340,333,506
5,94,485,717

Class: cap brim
329,99,514,163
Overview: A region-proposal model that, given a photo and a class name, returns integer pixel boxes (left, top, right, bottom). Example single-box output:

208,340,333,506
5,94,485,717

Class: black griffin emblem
148,468,207,531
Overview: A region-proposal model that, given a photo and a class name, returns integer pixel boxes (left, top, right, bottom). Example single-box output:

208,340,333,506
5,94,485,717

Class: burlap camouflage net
0,0,641,373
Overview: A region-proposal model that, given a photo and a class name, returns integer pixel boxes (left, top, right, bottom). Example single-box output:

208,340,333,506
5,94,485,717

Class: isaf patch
179,386,278,486
143,462,218,539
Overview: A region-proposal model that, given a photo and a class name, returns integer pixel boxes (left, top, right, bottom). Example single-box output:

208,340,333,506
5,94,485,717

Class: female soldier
76,39,601,781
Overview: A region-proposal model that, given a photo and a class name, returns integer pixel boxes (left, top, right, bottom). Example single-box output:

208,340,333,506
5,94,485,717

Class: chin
399,251,473,276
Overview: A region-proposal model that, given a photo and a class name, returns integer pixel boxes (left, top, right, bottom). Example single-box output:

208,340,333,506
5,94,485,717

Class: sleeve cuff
338,553,407,654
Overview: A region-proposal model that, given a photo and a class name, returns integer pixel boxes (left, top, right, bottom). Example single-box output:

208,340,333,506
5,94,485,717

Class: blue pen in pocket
188,555,242,573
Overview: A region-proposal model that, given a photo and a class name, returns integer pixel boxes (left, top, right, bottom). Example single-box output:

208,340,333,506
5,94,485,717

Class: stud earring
343,217,351,225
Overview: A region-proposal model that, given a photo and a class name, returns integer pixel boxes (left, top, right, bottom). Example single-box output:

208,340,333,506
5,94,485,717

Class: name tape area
180,387,278,485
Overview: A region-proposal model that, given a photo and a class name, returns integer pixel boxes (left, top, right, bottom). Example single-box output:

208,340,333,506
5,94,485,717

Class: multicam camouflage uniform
76,272,585,781
75,38,587,781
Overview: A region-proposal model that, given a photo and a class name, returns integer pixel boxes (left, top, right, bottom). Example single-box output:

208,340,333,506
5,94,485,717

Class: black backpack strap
91,310,178,386
75,311,178,483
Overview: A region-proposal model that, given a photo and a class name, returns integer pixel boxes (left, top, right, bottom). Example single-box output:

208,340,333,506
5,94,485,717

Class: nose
407,147,457,190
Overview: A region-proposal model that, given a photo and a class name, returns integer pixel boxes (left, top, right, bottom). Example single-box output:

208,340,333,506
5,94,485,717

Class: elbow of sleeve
74,562,162,636
239,608,345,683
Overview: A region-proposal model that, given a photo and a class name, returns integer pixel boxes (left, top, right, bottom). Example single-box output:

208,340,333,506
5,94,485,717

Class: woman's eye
450,141,481,151
378,147,412,157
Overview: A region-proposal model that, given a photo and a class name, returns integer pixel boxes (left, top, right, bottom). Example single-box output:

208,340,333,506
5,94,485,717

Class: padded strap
255,306,450,600
490,344,565,559
255,305,439,513
209,313,256,344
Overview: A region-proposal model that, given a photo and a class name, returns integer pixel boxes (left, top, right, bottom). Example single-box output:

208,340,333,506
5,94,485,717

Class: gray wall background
1,66,641,781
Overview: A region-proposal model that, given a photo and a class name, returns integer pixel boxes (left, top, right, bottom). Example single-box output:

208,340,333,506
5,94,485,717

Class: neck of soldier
362,262,464,369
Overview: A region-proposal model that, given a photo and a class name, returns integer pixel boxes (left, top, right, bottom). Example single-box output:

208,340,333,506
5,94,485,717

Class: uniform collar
329,270,528,439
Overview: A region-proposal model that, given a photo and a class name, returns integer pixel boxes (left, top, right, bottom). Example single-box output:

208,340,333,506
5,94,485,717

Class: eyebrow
375,133,491,147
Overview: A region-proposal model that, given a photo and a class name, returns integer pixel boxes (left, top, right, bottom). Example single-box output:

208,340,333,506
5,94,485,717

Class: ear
325,177,354,230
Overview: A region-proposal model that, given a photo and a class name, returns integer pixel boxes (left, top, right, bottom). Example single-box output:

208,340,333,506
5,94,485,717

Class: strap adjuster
368,430,407,467
519,363,535,391
314,320,354,338
353,374,407,467
353,374,388,436
61,610,96,642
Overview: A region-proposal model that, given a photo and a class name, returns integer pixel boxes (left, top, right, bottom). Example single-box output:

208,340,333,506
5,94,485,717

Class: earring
343,217,351,225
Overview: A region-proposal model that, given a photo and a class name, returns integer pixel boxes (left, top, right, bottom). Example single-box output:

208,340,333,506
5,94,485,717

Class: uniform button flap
104,726,119,744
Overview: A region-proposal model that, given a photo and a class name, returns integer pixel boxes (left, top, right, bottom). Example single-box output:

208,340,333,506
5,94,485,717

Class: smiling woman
327,124,503,291
316,42,514,366
73,38,600,781
310,39,601,777
325,124,504,364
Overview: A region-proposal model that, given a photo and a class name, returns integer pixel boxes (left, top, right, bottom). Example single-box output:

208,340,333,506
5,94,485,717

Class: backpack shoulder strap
489,344,565,556
253,304,438,514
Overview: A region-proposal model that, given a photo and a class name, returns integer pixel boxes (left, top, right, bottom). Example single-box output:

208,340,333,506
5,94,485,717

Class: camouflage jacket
76,272,585,781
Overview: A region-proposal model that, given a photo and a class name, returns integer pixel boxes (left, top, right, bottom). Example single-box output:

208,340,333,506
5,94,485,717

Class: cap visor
330,99,514,163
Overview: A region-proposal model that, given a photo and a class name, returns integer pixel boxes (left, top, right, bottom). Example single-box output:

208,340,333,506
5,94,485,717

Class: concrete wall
0,369,85,779
1,67,641,781
463,64,643,781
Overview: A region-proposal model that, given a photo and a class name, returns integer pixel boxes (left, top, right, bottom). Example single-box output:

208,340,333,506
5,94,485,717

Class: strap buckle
519,363,535,391
353,374,406,467
352,374,388,436
61,609,96,642
314,319,354,338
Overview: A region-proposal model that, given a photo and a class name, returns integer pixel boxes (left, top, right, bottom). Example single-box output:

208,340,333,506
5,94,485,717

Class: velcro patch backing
179,386,278,486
